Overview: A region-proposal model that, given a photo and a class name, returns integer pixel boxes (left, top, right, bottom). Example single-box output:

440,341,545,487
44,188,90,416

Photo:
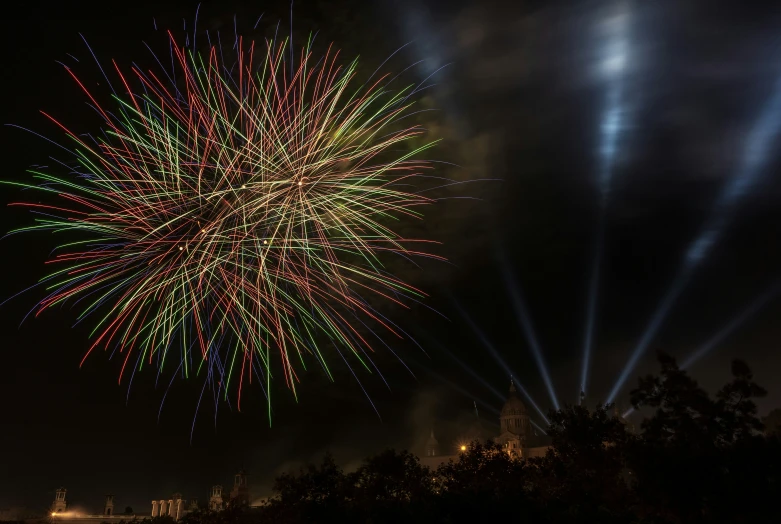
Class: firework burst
5,27,443,422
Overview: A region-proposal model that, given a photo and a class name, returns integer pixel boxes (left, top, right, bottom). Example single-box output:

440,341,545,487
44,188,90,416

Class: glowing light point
178,246,183,251
580,3,632,404
241,184,246,189
604,56,625,75
460,445,466,451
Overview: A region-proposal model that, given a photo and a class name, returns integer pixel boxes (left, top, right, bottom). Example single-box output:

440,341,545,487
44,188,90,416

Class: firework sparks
5,28,444,423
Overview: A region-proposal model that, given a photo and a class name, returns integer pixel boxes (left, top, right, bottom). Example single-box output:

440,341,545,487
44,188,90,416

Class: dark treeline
166,353,781,523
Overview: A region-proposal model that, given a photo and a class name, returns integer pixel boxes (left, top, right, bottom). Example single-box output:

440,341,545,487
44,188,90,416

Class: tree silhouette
763,407,781,436
250,353,781,524
523,403,634,523
194,507,250,524
435,441,534,522
260,452,351,523
347,449,435,523
142,516,175,524
628,352,777,523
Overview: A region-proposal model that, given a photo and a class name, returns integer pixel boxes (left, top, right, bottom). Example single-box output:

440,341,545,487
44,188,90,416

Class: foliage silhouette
238,353,781,523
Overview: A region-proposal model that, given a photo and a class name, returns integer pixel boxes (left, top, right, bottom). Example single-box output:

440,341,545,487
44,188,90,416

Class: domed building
495,380,549,459
418,380,551,468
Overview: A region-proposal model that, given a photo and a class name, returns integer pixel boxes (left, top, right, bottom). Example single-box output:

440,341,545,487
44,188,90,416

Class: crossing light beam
500,261,560,411
607,70,781,404
454,301,550,425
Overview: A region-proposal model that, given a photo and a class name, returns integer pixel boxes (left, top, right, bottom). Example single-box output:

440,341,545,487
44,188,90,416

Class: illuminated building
419,380,550,468
229,470,250,507
103,495,113,517
152,469,249,516
150,493,189,520
209,485,225,511
50,489,67,514
46,492,145,524
205,469,249,511
27,468,249,524
494,380,549,459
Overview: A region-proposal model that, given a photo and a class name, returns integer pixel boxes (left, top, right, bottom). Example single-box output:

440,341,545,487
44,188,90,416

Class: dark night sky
3,0,781,514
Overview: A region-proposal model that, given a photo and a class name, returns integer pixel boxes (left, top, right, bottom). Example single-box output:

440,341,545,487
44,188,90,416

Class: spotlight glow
607,271,688,404
621,281,781,421
602,53,627,76
581,2,631,403
607,70,781,404
681,280,781,369
416,361,501,418
424,336,507,403
509,376,549,426
580,225,605,403
530,419,548,436
600,10,630,77
454,301,550,424
500,261,560,410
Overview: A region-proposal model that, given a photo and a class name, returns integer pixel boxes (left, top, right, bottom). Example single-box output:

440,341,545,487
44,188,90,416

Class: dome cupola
500,379,531,438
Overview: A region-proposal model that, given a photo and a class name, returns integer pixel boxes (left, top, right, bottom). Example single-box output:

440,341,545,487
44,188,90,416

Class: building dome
500,380,531,439
501,380,528,417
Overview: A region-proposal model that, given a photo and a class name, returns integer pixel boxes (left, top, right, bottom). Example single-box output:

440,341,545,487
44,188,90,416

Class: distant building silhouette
23,467,254,524
103,495,113,516
495,380,543,457
209,485,225,511
420,380,551,468
51,488,67,514
229,470,250,507
417,380,634,467
151,469,250,518
151,493,186,520
45,488,144,524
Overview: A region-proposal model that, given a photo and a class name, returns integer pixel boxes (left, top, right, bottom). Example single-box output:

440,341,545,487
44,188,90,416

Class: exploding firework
5,27,443,421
